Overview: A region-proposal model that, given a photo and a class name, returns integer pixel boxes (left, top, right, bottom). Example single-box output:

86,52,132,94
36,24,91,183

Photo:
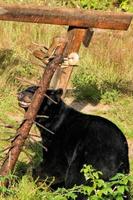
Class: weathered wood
0,4,132,30
83,28,94,48
0,36,67,181
56,27,93,95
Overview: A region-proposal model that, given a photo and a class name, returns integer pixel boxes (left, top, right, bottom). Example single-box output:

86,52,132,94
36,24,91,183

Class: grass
0,0,133,199
72,23,133,101
0,82,133,200
83,95,133,139
0,167,132,200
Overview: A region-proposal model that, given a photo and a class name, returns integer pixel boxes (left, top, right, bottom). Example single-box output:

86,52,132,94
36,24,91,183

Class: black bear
18,86,129,193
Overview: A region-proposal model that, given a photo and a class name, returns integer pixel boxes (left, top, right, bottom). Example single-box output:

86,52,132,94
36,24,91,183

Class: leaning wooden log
0,36,67,185
0,4,132,30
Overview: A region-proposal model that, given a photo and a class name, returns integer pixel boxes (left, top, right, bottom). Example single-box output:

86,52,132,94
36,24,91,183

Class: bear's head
17,86,63,117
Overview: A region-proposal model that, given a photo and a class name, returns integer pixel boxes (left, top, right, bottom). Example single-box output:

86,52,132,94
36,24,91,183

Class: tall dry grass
0,19,64,87
0,0,132,95
72,22,133,99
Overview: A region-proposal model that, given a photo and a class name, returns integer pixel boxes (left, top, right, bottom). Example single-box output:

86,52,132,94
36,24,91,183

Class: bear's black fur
18,86,129,191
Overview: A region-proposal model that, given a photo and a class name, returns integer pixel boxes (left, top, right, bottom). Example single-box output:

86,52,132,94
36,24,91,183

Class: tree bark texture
0,4,132,30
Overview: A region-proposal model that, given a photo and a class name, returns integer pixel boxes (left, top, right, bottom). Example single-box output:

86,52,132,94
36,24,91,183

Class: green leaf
82,186,93,195
97,179,105,187
117,186,125,194
116,195,123,200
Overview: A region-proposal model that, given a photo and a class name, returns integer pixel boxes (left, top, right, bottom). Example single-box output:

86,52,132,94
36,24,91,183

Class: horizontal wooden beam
0,4,132,30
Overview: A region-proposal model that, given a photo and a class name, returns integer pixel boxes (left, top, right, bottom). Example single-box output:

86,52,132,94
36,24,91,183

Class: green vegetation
0,165,132,200
0,0,133,199
1,0,133,11
72,26,133,102
80,0,133,12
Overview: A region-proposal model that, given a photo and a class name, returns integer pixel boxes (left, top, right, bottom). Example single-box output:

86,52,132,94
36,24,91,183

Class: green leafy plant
112,0,133,12
79,0,133,11
0,165,132,200
80,0,112,10
81,164,132,200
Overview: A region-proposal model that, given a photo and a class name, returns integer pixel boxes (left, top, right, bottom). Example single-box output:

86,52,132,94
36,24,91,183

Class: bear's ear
56,88,63,100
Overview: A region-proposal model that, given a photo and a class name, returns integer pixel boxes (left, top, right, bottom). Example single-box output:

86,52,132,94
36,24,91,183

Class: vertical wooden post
56,27,94,96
